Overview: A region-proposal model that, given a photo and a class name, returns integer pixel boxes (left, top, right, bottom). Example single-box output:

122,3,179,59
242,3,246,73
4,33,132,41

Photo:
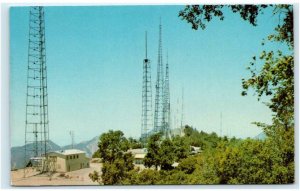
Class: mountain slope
11,136,100,170
11,140,61,170
254,132,267,140
62,136,99,157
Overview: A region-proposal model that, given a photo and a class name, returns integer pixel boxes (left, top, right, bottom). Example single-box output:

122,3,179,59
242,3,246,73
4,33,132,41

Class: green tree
92,150,100,158
126,169,162,185
179,5,294,183
159,138,176,170
128,137,143,149
97,130,130,162
179,5,293,126
177,156,197,174
89,130,134,185
172,135,190,161
144,133,162,170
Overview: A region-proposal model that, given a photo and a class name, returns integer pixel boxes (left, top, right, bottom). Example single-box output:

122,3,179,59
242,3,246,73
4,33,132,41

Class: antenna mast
24,6,49,175
180,87,184,135
163,51,170,138
154,19,164,134
69,131,74,149
141,31,153,142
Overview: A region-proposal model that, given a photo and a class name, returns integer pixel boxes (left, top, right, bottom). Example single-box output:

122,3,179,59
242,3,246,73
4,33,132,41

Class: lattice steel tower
141,32,153,141
163,53,171,138
24,6,49,172
154,20,164,133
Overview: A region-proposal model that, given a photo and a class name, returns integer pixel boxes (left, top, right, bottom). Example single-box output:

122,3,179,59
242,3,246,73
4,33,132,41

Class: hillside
61,136,99,157
11,140,61,170
11,136,99,170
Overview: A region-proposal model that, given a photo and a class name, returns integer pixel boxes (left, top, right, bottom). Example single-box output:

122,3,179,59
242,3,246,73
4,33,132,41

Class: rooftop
127,148,147,154
134,153,146,159
51,149,85,155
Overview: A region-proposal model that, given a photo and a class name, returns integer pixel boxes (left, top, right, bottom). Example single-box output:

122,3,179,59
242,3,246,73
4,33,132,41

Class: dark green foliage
92,150,100,158
159,139,176,170
179,5,269,30
126,128,293,184
144,133,191,170
89,170,100,183
177,156,197,174
89,130,134,185
144,133,162,170
183,125,221,149
122,169,161,185
101,153,134,185
172,136,190,161
128,137,143,149
97,130,130,163
178,4,294,184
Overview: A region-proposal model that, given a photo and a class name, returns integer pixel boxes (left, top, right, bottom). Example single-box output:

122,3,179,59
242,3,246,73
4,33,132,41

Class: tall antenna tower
180,87,184,135
141,31,153,141
24,6,49,173
163,52,170,138
154,19,164,134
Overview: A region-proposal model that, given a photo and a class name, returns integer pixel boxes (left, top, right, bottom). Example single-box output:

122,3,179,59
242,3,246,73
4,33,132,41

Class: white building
127,148,147,165
47,149,90,172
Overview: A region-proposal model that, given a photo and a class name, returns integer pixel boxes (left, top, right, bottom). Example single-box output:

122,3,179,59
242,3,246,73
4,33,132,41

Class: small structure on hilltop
47,149,90,172
190,146,201,155
171,127,185,137
127,148,147,165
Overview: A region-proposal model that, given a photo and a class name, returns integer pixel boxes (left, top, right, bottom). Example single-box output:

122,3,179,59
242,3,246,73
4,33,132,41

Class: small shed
127,148,147,165
47,149,90,172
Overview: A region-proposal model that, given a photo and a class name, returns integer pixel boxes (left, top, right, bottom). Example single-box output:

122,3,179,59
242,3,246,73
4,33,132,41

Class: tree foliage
178,4,294,184
144,133,162,170
91,5,294,184
89,130,134,185
144,131,193,171
179,5,269,30
179,5,294,128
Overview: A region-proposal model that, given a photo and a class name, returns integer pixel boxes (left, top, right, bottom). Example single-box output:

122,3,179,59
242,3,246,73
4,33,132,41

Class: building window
66,156,68,160
77,155,79,158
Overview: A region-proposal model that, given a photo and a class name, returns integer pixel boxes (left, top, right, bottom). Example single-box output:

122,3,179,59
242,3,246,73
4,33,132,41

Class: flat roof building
127,148,147,165
47,149,90,172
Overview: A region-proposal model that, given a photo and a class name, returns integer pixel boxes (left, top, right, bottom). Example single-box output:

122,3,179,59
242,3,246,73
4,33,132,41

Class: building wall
56,156,67,172
65,153,89,172
48,152,89,172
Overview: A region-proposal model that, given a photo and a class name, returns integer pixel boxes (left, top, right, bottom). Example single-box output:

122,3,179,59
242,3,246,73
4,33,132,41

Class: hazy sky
10,6,286,147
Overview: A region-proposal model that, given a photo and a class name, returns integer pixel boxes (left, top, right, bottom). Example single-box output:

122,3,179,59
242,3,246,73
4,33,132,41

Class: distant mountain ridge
11,136,99,170
254,132,266,140
61,136,99,157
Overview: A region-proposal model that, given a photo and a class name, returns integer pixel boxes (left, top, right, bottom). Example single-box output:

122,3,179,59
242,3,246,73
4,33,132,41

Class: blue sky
10,5,286,147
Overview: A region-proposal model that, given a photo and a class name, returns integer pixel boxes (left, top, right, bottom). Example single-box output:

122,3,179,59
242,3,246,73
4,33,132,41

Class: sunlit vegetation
90,5,294,185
